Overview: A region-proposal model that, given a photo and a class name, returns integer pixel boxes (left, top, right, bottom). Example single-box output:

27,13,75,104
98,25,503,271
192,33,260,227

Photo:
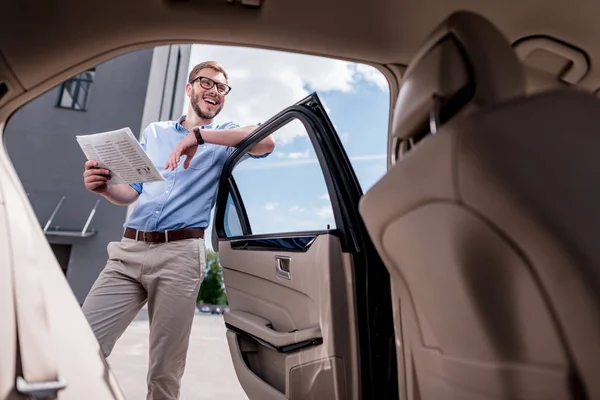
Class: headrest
392,11,526,144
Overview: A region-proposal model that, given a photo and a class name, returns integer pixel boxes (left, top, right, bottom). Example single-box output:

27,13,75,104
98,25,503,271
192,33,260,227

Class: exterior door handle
275,256,291,280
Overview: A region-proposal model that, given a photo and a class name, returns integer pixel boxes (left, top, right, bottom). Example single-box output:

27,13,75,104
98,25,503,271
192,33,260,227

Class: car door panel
213,93,398,400
219,234,355,399
226,328,288,400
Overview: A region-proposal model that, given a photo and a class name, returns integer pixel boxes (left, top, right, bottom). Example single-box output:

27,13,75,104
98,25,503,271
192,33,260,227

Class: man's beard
191,89,223,120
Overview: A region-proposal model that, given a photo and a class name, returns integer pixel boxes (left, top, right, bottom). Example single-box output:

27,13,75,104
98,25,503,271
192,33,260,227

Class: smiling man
81,61,274,400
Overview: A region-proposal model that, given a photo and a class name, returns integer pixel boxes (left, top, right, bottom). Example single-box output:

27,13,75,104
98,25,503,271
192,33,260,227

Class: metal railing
42,196,100,237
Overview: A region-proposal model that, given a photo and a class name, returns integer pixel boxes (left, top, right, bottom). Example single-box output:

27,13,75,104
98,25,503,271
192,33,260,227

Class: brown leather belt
123,227,205,243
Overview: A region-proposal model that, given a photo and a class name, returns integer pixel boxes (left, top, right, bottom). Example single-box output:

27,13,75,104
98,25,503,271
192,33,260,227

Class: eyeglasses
190,76,232,95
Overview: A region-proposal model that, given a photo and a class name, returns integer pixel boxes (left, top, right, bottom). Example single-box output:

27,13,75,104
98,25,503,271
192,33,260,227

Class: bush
197,249,228,305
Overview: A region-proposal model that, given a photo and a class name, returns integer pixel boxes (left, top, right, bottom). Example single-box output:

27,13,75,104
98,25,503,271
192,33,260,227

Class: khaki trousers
82,237,206,400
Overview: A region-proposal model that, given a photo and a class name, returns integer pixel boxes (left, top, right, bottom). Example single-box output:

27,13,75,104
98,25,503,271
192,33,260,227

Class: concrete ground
107,308,248,400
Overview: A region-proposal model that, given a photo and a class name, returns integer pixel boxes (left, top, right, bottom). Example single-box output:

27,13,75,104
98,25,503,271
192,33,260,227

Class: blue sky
186,45,390,246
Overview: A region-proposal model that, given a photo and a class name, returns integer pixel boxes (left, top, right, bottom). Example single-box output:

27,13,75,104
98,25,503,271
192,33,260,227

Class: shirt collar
175,115,217,132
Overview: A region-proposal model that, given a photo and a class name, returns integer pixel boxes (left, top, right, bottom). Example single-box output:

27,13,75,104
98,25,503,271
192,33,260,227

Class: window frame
223,175,252,236
216,109,347,245
56,69,95,111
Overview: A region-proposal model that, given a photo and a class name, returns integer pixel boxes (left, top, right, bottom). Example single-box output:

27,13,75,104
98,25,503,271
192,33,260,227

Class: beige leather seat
360,11,600,400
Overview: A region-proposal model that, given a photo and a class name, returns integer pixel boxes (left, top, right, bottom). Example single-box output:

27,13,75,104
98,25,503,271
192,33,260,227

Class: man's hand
164,132,197,171
83,160,111,194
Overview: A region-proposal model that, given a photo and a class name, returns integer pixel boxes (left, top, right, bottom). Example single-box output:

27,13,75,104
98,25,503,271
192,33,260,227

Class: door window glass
226,118,336,237
224,191,244,237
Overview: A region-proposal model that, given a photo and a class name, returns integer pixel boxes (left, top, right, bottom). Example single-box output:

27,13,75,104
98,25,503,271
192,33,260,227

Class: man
81,61,274,400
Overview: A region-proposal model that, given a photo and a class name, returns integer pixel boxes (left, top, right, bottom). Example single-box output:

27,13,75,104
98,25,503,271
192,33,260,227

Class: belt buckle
141,231,167,243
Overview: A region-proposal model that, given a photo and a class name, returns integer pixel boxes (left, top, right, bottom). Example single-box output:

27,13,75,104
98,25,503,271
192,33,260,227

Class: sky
185,44,390,248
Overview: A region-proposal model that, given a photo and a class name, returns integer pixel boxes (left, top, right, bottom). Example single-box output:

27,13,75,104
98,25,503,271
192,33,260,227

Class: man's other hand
164,132,198,171
83,160,111,194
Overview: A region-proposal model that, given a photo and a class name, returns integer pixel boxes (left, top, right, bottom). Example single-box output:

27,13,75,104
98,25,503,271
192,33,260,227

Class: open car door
0,139,125,399
212,93,398,400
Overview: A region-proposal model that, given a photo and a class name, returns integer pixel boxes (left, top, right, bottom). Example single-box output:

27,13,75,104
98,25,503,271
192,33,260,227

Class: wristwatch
193,127,205,145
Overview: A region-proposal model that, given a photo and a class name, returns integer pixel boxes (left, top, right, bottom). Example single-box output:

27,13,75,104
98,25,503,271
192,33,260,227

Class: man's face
187,68,228,120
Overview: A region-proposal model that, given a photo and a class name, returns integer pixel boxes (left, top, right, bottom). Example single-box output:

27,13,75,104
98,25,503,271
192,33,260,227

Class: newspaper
76,127,165,185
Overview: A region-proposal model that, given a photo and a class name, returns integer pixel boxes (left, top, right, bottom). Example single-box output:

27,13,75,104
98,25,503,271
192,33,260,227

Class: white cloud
265,202,278,210
294,219,326,229
316,206,334,220
274,118,308,146
288,150,310,159
355,64,389,91
235,153,386,171
350,154,387,161
289,205,306,212
320,192,330,201
237,158,317,170
340,132,350,143
187,45,388,146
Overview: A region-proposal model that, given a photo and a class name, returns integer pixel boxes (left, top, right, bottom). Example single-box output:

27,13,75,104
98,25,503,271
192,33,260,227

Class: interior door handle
275,256,291,280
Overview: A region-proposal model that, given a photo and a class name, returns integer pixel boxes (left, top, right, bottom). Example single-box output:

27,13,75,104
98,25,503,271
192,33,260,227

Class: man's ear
185,82,192,97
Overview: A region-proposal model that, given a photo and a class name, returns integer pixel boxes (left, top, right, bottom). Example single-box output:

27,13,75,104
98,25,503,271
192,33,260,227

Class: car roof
1,0,599,118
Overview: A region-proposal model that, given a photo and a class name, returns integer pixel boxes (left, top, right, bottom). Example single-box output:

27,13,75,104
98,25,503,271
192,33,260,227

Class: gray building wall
140,45,191,132
3,44,191,304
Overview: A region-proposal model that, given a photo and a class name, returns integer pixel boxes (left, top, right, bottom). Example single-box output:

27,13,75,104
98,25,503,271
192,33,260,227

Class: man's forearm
201,125,275,155
201,125,257,147
102,184,140,206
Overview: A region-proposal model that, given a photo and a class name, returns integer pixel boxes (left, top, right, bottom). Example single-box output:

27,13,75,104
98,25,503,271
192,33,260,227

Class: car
200,305,211,313
211,307,222,315
1,2,599,400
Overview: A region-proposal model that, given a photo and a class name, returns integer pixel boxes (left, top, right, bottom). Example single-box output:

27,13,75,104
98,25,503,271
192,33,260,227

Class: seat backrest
389,10,524,163
360,10,600,400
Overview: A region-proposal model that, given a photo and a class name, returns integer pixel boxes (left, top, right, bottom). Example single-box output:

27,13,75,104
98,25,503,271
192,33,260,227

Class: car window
224,118,336,237
3,42,391,268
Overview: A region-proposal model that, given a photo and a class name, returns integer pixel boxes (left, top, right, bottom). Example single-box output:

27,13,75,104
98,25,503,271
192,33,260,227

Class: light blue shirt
125,116,265,231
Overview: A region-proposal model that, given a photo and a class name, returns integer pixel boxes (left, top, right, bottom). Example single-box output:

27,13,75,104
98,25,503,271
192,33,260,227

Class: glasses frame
190,76,232,95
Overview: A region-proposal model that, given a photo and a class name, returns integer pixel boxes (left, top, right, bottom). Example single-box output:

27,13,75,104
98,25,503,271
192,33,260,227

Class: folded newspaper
76,127,165,185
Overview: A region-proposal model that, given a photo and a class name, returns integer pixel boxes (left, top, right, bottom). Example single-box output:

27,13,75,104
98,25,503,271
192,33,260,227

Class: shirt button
155,211,159,214
165,190,169,193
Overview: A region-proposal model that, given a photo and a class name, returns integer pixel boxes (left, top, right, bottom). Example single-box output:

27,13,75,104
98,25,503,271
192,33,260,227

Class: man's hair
188,61,228,83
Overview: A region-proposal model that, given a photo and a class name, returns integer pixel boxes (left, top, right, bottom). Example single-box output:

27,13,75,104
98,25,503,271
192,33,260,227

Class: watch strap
193,127,205,145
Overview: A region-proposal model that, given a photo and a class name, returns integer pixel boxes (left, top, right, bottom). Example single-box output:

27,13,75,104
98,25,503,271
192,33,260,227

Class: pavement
107,308,249,400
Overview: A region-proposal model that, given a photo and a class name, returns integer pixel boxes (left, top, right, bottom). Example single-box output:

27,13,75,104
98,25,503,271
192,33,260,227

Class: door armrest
224,310,322,353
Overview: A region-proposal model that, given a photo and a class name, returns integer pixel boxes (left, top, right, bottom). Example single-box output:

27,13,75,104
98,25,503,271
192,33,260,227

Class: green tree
197,250,228,305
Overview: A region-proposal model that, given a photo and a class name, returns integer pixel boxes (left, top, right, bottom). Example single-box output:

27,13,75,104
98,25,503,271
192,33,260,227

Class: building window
56,69,95,111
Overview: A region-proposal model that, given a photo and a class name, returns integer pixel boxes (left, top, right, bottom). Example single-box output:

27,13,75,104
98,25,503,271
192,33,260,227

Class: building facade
3,44,191,304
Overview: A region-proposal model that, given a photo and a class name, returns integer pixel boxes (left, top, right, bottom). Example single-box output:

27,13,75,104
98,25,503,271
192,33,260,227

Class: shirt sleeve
129,125,150,194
